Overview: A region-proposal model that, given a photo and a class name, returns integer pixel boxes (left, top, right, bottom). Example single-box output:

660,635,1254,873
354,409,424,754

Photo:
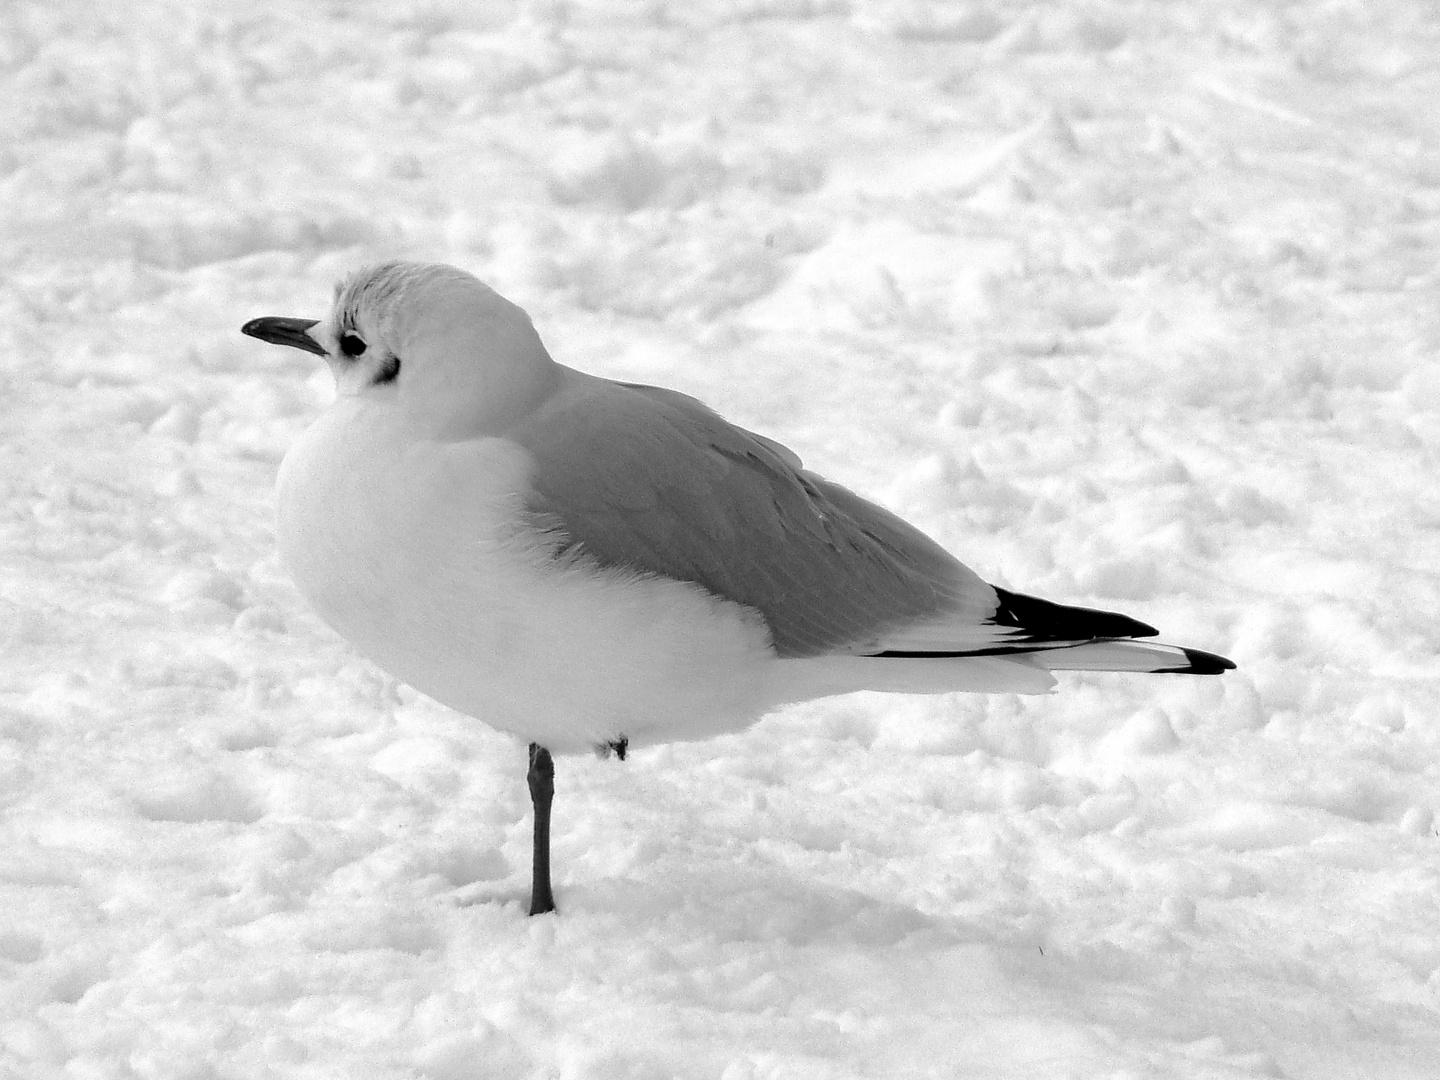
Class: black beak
241,316,327,357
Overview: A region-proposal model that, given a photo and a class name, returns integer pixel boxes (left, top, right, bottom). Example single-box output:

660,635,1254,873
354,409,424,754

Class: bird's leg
527,743,556,916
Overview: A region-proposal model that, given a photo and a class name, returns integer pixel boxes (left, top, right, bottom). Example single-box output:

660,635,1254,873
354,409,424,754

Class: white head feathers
315,261,560,439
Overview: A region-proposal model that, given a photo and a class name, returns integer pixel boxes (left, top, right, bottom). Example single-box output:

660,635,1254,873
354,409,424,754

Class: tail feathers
765,653,1059,706
768,640,1232,708
1029,640,1235,674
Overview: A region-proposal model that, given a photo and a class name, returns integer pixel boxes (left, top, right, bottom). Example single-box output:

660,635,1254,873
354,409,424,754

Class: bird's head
242,262,558,439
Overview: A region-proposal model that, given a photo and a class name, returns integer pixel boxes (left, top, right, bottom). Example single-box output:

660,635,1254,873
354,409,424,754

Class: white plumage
244,260,1233,913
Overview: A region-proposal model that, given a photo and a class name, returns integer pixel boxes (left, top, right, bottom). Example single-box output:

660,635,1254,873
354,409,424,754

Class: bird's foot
594,736,628,761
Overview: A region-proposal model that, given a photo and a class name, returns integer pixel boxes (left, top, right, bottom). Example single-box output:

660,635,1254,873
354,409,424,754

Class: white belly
275,399,778,752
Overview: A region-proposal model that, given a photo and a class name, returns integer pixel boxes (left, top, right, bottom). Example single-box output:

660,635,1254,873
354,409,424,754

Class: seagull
243,261,1234,916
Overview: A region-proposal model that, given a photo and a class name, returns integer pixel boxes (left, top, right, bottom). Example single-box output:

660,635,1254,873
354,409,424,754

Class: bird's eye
339,333,367,357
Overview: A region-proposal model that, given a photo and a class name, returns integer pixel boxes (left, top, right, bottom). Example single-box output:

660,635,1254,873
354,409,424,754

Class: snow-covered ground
3,1,1438,1076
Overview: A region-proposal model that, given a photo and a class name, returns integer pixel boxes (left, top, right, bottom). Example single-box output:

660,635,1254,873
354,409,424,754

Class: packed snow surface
3,1,1438,1076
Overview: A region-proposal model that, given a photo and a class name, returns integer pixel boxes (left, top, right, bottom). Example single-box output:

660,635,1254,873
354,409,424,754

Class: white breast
276,399,779,752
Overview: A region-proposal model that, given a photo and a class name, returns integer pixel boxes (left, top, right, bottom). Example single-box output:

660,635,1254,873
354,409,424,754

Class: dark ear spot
373,356,401,385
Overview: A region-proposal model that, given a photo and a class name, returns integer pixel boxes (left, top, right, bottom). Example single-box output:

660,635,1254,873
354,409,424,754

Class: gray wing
511,379,999,658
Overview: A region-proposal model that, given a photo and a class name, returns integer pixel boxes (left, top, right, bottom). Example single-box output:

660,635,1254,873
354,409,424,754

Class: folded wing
511,376,1236,675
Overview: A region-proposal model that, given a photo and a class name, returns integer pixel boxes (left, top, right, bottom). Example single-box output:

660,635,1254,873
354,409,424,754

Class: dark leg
527,743,555,916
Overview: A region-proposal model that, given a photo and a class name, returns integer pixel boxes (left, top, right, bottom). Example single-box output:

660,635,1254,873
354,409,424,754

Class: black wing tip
991,586,1158,642
1155,646,1236,675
